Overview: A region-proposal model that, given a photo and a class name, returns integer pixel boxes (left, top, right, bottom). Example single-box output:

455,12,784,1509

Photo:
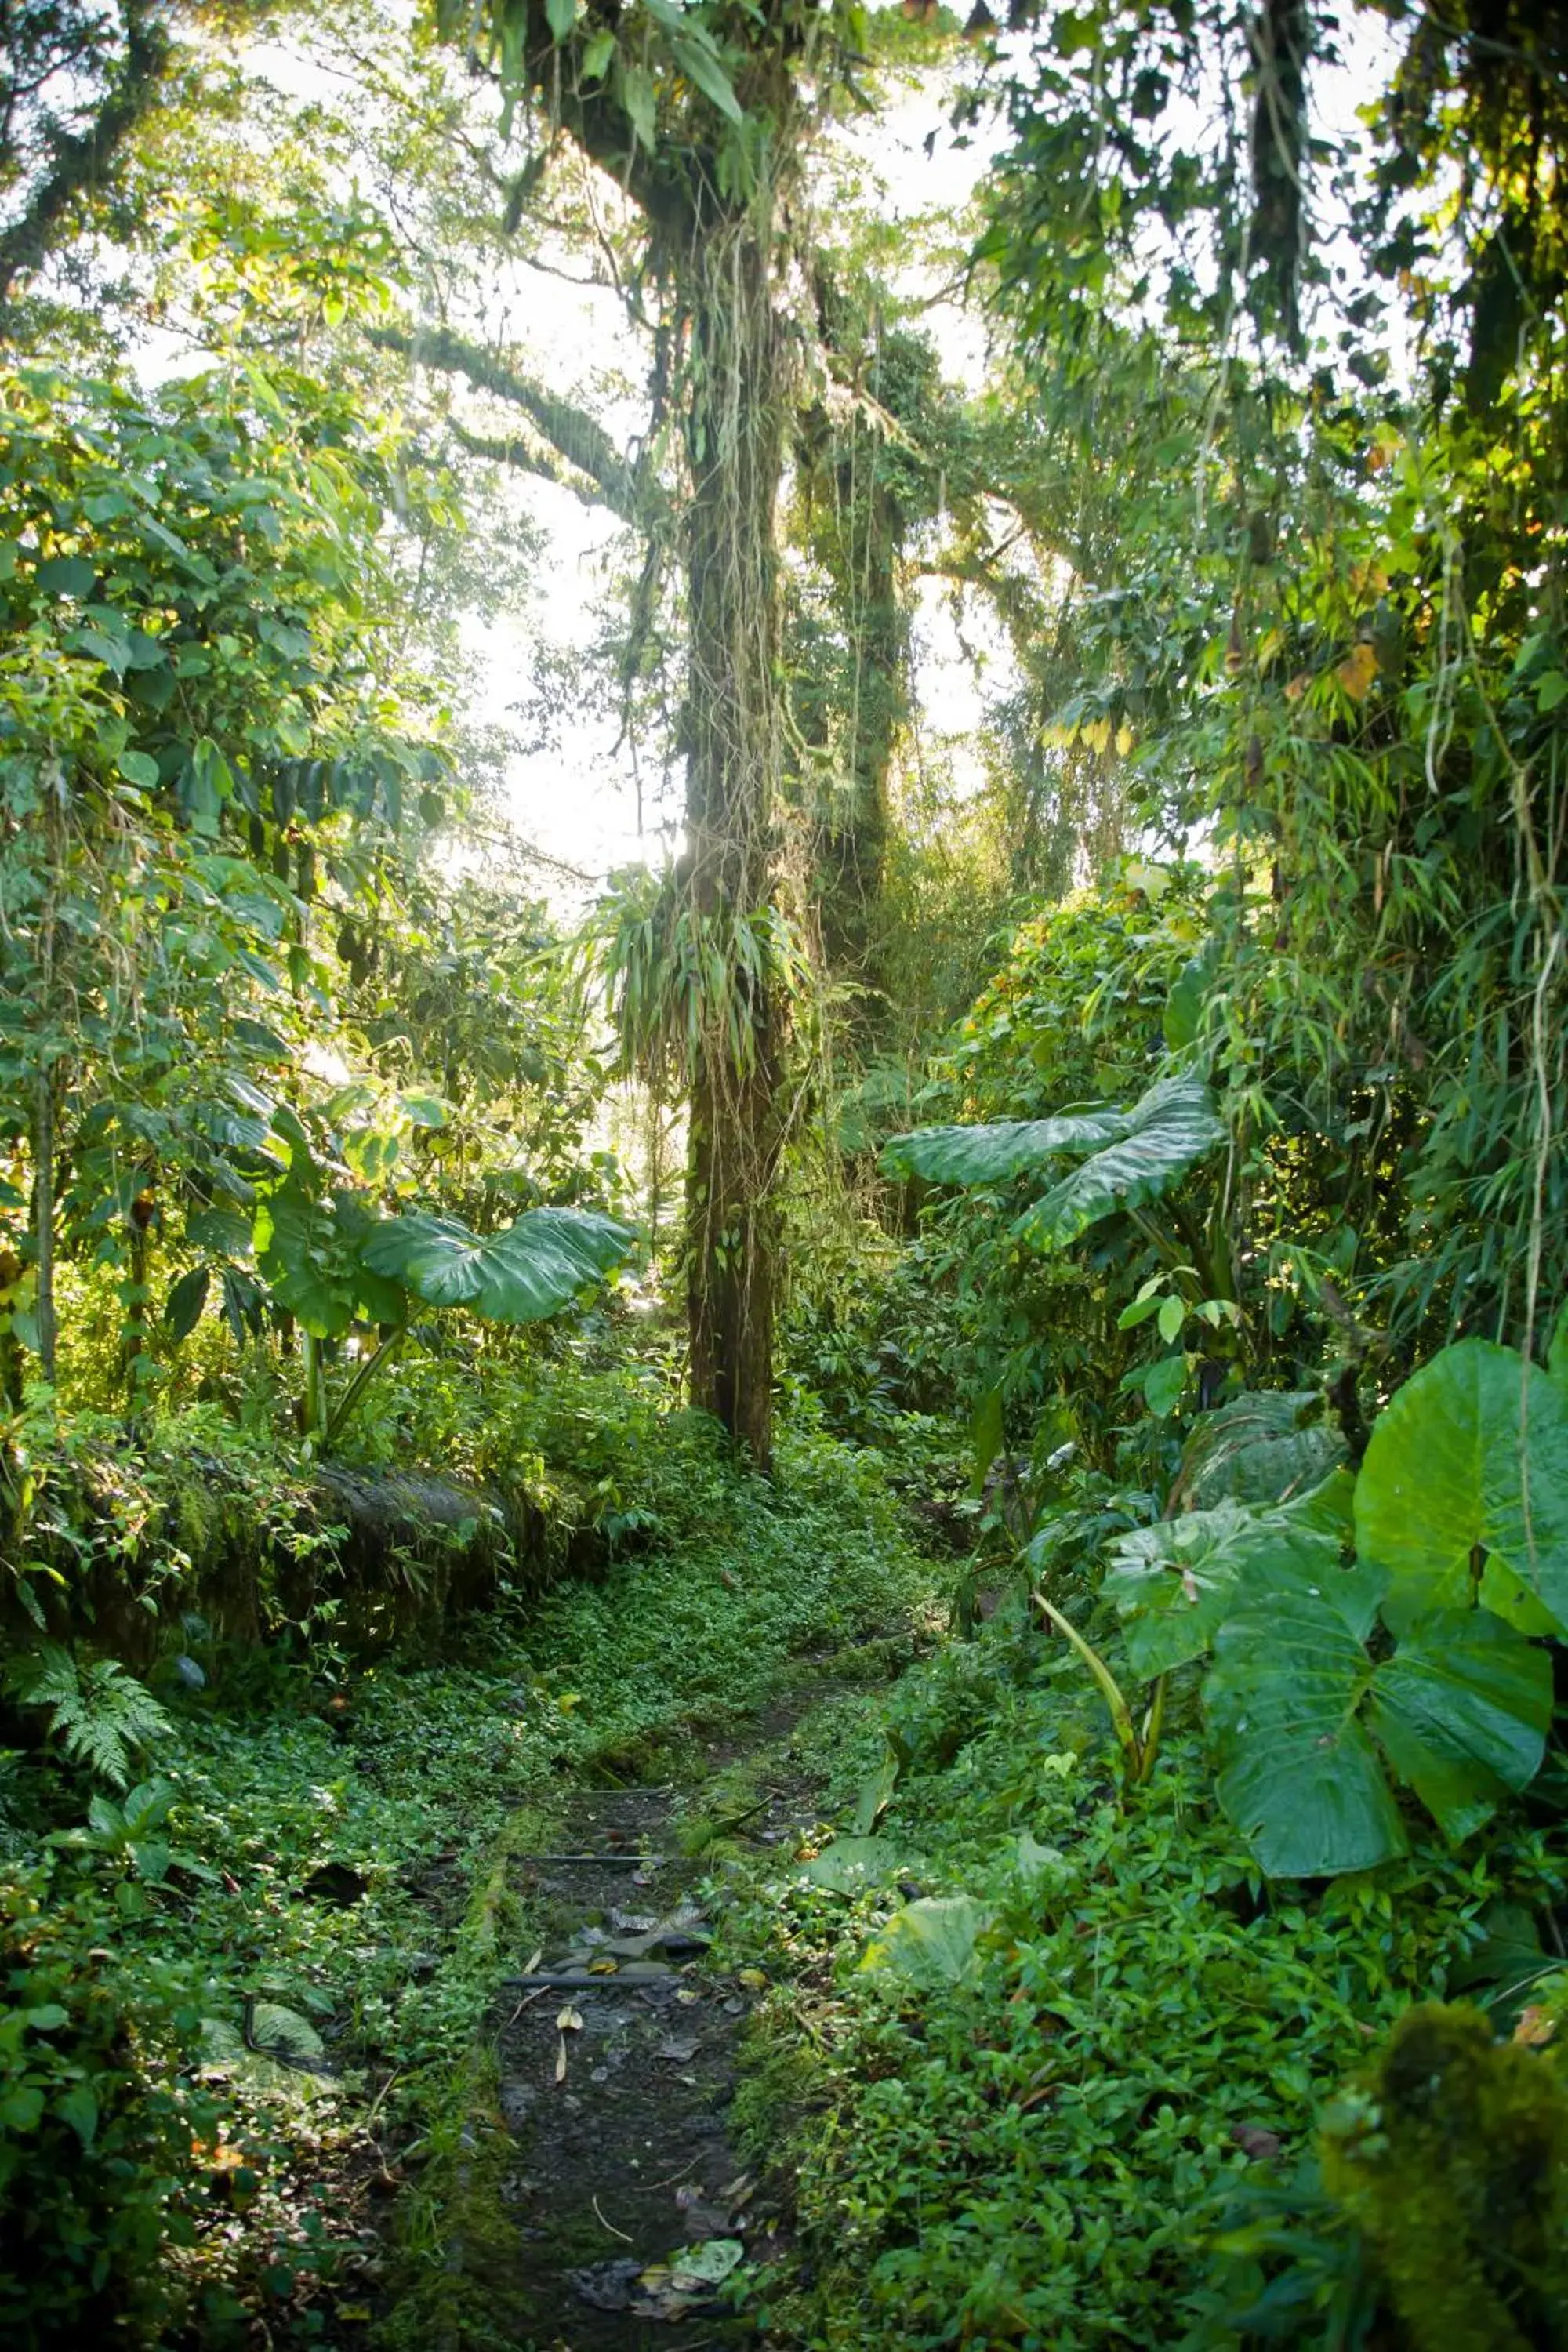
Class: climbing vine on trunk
447,0,869,1465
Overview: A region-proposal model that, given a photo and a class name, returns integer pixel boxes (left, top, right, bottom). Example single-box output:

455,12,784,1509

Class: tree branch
369,320,641,521
0,0,171,310
445,415,628,515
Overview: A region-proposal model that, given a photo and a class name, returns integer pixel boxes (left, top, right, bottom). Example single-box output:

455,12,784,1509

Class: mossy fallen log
1,1425,564,1657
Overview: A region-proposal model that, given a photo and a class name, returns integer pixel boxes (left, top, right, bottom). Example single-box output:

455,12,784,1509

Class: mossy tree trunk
681,204,789,1470
432,0,844,1470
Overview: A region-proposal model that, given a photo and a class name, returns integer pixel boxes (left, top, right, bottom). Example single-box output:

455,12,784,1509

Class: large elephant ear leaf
362,1206,633,1322
1204,1575,1406,1878
254,1186,392,1339
1548,1300,1568,1399
879,1105,1126,1185
1367,1610,1553,1846
1013,1075,1225,1251
1169,1389,1347,1512
1105,1487,1360,1679
1354,1338,1568,1633
1203,1557,1552,1877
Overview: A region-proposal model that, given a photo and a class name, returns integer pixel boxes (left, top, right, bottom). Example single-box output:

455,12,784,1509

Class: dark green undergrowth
717,1613,1568,2350
0,1388,938,2348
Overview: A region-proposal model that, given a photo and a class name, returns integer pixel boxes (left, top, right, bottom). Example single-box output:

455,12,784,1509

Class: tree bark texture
31,1068,56,1385
681,204,789,1469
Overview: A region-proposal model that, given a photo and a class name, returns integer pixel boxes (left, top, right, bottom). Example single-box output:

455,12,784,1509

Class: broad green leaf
185,1207,252,1258
1163,953,1208,1050
1548,1300,1568,1398
669,2238,743,2287
248,2001,328,2067
1171,1390,1347,1512
54,2083,98,2151
1367,1608,1552,1843
796,1837,902,1895
1156,1294,1185,1344
1142,1353,1188,1418
853,1741,901,1835
361,1206,632,1323
1117,1291,1163,1330
1014,1830,1066,1887
1204,1579,1405,1878
620,60,657,150
201,2009,334,2094
1355,1338,1568,1630
0,2087,45,2132
232,1017,289,1058
1285,1466,1359,1541
881,1106,1124,1185
859,1895,993,1991
1109,1503,1281,1675
968,1384,1004,1496
36,554,96,597
164,1266,210,1341
117,749,159,789
256,1188,403,1338
1106,1494,1350,1677
1204,1544,1551,1876
1015,1075,1225,1250
545,0,575,34
227,1073,276,1120
671,32,744,123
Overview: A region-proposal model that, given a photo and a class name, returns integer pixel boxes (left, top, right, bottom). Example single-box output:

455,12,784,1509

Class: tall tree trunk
681,202,789,1470
31,777,64,1388
32,1069,56,1386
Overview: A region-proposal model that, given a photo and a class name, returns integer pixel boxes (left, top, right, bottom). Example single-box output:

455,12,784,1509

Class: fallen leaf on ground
556,2004,583,2031
669,2237,744,2287
629,2267,703,2321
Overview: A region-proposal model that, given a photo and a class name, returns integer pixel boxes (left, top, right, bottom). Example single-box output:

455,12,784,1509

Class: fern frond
7,1646,172,1789
5,1641,79,1712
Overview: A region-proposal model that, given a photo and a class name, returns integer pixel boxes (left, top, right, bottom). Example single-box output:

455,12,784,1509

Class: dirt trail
485,1740,816,2350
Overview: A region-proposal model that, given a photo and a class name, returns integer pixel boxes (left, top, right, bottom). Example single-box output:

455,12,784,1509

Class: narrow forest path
397,1691,858,2352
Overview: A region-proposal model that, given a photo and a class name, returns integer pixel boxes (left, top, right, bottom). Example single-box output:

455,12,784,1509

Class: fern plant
4,1645,172,1789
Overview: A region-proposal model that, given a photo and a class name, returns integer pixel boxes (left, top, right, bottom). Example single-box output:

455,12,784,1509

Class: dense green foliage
720,1624,1568,2349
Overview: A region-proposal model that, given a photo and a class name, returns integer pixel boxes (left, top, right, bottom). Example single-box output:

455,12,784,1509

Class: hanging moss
1320,2001,1568,2352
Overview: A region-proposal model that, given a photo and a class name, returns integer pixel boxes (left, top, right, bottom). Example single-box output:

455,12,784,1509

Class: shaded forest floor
126,1422,943,2351
392,1690,869,2352
20,1404,1563,2350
